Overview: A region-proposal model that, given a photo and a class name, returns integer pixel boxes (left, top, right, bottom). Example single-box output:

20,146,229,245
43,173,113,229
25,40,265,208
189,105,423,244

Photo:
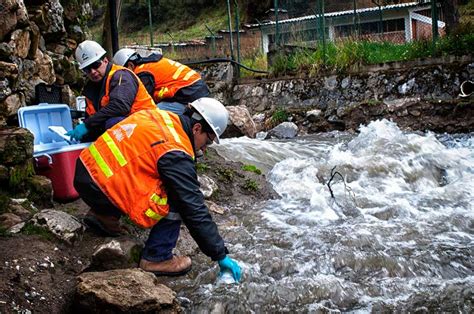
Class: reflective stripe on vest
183,70,197,81
172,65,186,80
103,133,127,167
89,143,113,178
160,110,181,143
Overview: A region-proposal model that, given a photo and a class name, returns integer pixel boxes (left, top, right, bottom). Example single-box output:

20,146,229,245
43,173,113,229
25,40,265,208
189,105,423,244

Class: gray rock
266,122,298,139
31,209,84,243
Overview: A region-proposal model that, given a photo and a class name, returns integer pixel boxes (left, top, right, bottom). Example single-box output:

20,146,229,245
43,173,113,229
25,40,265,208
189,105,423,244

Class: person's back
113,49,210,114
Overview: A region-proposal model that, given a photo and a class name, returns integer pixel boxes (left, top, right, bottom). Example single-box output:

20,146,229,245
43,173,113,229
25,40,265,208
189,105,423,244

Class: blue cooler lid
17,103,75,154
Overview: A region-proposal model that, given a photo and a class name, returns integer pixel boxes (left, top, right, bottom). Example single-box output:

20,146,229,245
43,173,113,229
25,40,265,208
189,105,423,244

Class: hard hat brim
78,53,105,70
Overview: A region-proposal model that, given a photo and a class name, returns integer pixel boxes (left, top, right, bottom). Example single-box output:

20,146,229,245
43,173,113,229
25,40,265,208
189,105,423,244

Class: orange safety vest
134,58,202,102
85,64,156,117
79,109,195,228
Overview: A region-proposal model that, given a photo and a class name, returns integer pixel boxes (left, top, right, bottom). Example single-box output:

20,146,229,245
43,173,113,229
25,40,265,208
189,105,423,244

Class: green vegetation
196,162,210,173
9,162,35,191
241,164,262,175
242,179,259,192
240,52,269,78
21,223,55,241
216,168,235,182
0,193,10,215
269,28,474,76
271,108,289,125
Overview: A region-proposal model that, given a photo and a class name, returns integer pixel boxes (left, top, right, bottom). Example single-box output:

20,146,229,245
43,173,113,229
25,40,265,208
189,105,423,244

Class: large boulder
75,268,181,313
223,105,257,138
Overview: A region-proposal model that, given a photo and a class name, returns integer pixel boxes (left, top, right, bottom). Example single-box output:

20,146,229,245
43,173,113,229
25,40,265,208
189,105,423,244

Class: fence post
233,0,241,78
147,0,154,47
274,0,280,47
431,0,439,44
317,0,326,64
226,0,235,60
205,24,216,56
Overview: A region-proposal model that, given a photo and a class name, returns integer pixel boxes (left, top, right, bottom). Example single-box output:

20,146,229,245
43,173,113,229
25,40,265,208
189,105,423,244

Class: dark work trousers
73,158,181,262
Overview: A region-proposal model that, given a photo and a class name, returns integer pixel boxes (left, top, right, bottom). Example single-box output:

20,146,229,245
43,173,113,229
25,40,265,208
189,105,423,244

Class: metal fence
267,0,443,51
112,0,444,64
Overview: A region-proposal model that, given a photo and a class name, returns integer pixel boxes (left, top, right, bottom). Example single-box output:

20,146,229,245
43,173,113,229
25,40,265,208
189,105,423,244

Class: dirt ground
0,148,277,313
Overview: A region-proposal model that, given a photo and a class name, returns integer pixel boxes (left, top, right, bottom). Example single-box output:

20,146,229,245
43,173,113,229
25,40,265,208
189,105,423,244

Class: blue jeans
141,218,182,262
157,101,186,115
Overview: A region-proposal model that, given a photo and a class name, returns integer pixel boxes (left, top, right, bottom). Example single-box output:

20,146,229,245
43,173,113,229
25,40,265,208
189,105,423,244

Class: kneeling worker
68,41,156,142
113,48,210,114
73,97,241,281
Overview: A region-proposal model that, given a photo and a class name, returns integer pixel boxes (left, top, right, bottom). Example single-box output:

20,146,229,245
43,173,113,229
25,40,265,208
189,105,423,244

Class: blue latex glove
218,256,241,282
65,123,88,141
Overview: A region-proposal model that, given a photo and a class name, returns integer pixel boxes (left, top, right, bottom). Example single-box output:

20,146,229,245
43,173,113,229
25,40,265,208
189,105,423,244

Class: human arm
157,151,227,261
84,69,138,130
137,72,155,97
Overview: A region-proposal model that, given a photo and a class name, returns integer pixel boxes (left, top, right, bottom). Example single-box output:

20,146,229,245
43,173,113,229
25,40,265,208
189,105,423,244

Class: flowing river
167,119,474,312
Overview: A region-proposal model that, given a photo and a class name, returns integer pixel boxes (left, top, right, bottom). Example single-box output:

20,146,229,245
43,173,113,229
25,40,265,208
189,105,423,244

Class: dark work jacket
157,114,228,261
82,63,140,139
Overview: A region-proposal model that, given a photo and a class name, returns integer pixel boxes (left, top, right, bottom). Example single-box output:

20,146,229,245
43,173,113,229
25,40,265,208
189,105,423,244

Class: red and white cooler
18,104,90,202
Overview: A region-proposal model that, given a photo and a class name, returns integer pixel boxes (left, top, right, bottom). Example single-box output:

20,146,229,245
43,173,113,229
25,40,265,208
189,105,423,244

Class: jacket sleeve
157,151,228,261
137,72,155,97
84,69,139,129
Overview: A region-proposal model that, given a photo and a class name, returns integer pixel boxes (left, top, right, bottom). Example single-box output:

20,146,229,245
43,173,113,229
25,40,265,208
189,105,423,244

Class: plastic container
18,104,91,202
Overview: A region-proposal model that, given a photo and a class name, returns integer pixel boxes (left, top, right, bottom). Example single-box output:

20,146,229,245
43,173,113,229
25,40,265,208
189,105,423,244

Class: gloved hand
218,256,241,282
65,123,88,141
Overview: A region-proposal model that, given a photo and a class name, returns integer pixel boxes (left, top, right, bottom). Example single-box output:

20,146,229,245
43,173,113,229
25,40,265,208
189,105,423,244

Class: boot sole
149,265,192,277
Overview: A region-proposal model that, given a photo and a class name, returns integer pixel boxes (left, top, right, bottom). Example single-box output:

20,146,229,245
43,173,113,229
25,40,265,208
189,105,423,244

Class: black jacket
157,114,227,261
83,63,140,132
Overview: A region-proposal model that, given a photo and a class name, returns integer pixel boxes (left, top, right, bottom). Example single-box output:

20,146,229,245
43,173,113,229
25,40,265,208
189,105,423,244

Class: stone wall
0,0,90,125
0,0,90,202
232,56,473,114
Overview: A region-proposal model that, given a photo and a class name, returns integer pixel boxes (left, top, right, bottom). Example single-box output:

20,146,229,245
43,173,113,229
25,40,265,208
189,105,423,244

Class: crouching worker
113,48,210,115
67,40,156,142
73,97,241,281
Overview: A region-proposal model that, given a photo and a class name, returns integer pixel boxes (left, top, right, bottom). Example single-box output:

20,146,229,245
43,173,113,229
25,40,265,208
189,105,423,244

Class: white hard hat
75,40,106,70
190,97,229,144
113,48,137,66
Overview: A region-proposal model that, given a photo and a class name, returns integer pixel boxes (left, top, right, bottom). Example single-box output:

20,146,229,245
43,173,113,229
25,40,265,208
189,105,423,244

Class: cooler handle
34,153,53,169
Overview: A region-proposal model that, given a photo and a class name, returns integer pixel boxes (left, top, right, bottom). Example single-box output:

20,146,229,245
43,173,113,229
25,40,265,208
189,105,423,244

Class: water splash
174,120,474,312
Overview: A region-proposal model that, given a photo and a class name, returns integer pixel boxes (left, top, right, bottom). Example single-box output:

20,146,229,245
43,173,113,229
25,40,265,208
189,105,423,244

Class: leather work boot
139,256,192,276
82,210,129,237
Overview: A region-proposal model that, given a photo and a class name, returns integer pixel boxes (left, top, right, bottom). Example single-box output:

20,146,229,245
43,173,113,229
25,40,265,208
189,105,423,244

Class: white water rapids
169,119,474,312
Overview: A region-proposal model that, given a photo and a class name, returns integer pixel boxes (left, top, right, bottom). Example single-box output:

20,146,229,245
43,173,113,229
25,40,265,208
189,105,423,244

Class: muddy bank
0,147,277,313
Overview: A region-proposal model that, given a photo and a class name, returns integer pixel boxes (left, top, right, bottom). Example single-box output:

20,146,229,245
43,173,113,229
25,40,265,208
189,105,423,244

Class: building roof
247,1,430,28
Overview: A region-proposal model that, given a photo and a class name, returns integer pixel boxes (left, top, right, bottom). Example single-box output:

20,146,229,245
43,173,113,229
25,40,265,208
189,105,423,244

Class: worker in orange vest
73,97,241,281
67,41,156,142
113,48,210,115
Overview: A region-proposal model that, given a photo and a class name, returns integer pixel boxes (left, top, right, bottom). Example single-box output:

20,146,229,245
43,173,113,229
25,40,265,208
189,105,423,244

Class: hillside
88,0,419,44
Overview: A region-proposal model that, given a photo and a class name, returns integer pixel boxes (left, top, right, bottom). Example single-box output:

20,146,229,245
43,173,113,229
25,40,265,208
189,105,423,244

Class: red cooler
18,104,90,202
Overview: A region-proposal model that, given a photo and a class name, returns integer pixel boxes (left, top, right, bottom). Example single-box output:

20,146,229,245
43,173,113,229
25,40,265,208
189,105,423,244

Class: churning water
171,119,474,312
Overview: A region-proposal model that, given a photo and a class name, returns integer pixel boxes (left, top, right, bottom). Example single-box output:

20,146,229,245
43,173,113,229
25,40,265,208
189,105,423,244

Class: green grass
241,164,262,175
271,108,289,125
21,223,55,241
270,28,474,76
242,179,259,192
